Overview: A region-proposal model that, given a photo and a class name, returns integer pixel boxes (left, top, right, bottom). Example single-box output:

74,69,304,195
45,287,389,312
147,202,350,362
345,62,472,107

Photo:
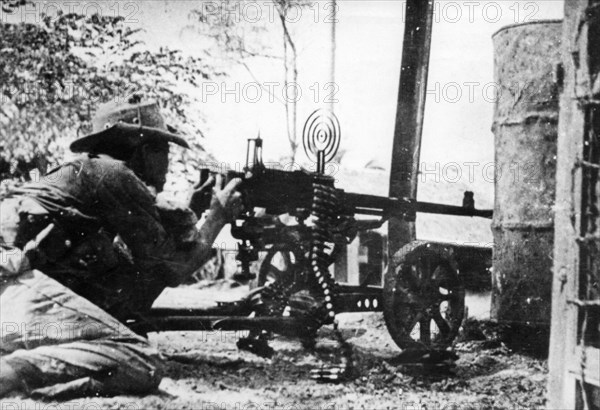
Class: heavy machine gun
146,110,493,381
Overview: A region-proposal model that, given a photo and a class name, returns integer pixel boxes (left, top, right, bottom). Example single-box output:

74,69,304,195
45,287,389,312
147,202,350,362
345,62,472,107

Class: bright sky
128,1,564,197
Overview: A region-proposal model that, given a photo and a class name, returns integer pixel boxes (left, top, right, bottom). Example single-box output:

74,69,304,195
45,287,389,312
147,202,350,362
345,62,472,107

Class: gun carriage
141,109,493,377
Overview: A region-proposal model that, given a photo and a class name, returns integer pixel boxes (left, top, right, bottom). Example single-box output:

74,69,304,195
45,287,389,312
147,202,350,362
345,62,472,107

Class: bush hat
70,100,189,158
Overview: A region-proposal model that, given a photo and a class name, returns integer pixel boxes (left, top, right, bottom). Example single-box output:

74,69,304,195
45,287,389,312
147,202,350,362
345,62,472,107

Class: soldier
0,99,243,398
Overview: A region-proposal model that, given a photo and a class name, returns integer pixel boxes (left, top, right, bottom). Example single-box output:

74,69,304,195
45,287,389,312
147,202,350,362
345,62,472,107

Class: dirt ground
3,286,548,410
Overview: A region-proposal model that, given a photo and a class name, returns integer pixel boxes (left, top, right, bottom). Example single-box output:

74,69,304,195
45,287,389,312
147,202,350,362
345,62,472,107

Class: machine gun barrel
343,193,493,220
415,200,493,219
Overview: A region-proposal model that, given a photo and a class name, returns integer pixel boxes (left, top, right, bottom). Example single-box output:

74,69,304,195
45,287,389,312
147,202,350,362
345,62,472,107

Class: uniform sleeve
93,162,173,256
59,157,214,288
83,159,183,285
155,196,199,250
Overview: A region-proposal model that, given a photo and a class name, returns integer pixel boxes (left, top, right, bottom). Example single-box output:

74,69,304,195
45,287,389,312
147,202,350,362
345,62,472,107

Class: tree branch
239,60,285,105
276,3,299,160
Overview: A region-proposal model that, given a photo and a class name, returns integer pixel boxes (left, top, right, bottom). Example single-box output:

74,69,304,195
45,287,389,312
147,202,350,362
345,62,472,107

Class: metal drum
491,20,562,328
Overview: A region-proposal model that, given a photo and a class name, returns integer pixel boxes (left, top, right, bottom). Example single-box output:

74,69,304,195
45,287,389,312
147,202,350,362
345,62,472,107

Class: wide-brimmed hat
70,100,189,159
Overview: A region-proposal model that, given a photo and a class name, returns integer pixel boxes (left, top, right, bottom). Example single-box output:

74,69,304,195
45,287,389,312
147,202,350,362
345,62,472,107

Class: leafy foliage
0,9,218,194
0,0,26,13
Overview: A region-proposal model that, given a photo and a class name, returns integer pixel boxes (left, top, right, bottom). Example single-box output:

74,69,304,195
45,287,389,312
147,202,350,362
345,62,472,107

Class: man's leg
2,339,163,398
1,269,164,398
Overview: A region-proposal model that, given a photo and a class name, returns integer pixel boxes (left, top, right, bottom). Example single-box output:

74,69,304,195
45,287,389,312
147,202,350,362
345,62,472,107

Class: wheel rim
254,245,307,317
259,245,301,287
391,251,465,350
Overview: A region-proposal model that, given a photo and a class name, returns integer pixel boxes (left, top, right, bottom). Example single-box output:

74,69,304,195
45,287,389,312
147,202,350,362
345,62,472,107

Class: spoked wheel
383,240,465,351
258,244,302,287
240,244,308,356
256,243,327,333
247,243,309,316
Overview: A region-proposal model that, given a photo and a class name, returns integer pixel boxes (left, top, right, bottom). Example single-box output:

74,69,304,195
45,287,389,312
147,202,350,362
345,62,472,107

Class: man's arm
183,176,242,265
90,159,241,286
161,175,243,285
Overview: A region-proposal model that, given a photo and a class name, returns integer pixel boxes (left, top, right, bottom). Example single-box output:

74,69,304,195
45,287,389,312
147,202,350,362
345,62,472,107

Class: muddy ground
4,285,548,410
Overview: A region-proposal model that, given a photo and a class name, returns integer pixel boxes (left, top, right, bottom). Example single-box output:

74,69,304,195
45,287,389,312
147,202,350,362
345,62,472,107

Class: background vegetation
0,2,219,195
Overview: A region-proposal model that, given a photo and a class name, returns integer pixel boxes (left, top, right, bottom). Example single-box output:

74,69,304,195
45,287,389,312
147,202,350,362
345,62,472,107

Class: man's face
141,142,170,193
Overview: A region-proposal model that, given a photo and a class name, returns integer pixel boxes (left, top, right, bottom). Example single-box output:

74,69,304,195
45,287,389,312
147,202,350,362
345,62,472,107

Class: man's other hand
209,175,244,222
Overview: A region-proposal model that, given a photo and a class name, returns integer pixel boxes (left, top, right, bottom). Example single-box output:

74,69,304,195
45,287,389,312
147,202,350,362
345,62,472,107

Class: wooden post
547,5,581,406
548,0,600,408
388,0,434,257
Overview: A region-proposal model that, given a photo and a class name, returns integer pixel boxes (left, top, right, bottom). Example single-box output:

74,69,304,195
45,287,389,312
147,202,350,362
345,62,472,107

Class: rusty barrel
491,20,562,328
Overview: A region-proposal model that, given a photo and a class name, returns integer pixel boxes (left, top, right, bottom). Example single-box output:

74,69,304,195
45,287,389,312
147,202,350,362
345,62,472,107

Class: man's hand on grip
210,175,244,222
